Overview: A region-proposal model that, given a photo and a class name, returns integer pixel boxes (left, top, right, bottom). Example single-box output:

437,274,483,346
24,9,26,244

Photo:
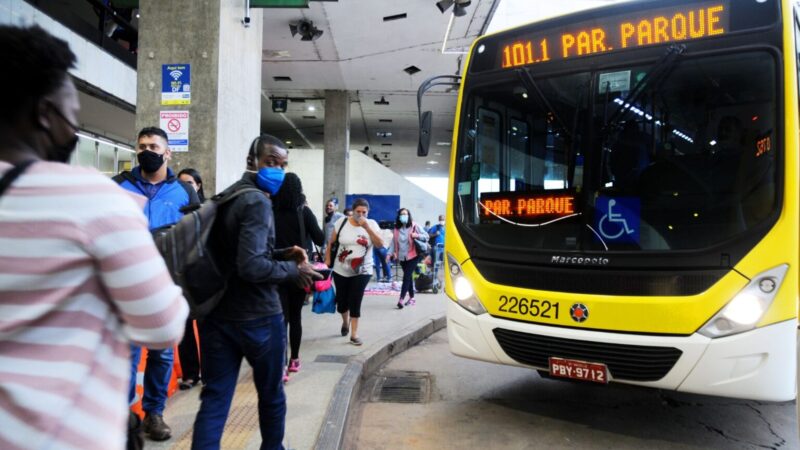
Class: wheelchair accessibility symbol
595,197,640,243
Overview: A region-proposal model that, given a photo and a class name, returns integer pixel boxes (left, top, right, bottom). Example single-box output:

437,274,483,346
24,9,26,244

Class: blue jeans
192,314,286,450
128,345,173,415
373,247,391,280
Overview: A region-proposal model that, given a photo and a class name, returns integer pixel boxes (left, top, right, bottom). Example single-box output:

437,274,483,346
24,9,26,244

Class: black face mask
137,150,165,174
41,104,79,163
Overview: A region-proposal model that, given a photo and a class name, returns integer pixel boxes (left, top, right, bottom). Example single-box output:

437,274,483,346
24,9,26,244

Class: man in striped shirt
0,25,189,450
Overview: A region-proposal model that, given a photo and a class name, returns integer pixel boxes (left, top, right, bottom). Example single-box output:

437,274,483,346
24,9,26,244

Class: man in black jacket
191,134,319,450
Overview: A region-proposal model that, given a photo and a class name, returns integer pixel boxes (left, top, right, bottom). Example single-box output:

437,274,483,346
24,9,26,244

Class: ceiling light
427,160,439,165
308,105,316,112
289,20,323,41
377,132,393,138
285,140,293,145
436,142,451,146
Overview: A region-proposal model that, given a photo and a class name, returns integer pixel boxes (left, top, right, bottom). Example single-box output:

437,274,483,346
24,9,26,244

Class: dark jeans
332,273,371,318
279,284,305,360
128,345,173,415
373,247,391,280
192,314,286,450
400,257,419,300
178,318,201,381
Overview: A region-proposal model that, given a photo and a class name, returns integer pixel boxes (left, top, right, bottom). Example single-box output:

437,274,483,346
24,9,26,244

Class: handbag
327,218,348,268
312,273,336,314
412,224,429,254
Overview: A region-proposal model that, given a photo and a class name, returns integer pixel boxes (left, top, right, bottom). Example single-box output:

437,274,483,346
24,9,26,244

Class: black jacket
274,205,325,251
212,173,299,320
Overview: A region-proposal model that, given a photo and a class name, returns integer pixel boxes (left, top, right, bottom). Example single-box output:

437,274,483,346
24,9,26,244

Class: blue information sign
161,64,191,105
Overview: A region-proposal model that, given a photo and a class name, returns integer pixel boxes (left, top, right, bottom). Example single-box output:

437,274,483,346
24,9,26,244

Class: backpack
150,186,262,318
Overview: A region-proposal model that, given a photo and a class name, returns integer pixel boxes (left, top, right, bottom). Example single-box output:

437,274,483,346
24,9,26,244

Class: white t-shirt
332,217,380,277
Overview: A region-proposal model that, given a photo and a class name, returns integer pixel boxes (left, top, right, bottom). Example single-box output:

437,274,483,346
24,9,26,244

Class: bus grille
493,328,682,382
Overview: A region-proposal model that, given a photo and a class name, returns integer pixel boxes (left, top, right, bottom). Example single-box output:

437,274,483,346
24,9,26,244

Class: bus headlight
447,253,487,315
698,264,788,338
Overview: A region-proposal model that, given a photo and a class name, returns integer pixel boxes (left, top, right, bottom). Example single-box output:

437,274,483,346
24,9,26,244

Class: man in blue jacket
114,126,199,441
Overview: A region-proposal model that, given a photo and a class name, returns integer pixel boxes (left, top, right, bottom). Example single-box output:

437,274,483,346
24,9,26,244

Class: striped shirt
0,161,189,450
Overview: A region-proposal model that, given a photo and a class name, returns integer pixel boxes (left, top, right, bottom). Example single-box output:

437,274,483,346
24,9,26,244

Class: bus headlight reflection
699,265,788,338
447,253,487,315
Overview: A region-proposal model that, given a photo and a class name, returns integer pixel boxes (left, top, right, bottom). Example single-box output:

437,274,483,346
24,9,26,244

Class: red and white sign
159,111,189,152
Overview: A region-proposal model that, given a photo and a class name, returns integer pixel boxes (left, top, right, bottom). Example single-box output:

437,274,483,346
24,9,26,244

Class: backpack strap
214,187,263,205
0,160,36,199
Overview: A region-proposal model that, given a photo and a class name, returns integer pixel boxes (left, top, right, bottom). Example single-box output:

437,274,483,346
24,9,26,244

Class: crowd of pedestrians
0,24,445,450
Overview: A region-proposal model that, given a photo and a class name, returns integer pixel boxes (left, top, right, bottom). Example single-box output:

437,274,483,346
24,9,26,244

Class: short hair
247,133,286,166
0,25,76,124
352,198,369,211
138,126,169,142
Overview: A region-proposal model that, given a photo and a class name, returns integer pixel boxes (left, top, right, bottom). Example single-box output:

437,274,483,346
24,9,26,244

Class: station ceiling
259,0,499,178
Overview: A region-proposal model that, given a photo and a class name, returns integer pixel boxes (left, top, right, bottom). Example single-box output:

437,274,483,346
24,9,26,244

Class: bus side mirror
418,111,432,157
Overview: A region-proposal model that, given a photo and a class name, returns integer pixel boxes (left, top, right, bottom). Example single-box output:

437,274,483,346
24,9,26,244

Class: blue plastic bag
312,286,336,314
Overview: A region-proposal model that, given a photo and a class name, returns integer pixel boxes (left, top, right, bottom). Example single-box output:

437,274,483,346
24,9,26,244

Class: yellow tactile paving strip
172,371,260,449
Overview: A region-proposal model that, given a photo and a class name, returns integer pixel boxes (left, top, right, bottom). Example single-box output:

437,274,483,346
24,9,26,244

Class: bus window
507,118,529,191
476,107,502,196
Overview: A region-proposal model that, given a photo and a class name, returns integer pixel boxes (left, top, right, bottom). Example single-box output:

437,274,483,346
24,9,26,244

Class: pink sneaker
283,369,290,383
405,298,416,306
288,359,301,373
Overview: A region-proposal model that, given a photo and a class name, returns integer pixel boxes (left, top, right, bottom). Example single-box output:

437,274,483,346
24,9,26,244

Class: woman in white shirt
325,198,384,345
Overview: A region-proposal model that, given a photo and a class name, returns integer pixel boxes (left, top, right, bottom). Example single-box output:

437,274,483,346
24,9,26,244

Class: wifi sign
161,64,191,105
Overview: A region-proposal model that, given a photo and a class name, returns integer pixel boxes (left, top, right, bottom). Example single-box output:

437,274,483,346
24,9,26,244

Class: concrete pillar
135,0,263,194
323,90,350,208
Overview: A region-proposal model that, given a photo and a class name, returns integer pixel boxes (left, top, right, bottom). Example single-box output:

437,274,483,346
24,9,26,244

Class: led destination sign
497,2,729,69
480,192,577,223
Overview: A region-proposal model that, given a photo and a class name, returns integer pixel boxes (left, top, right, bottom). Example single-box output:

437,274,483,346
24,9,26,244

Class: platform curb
313,313,447,450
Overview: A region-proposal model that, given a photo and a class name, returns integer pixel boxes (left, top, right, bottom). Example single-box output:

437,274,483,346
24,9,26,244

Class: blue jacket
113,167,199,230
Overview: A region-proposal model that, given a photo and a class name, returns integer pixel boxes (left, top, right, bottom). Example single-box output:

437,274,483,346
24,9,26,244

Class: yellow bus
424,0,798,401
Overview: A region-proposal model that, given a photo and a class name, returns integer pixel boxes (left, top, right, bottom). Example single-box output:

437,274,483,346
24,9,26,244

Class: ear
34,98,53,130
164,147,172,161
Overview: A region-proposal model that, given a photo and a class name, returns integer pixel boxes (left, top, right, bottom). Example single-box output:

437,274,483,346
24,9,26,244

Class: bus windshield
455,51,778,252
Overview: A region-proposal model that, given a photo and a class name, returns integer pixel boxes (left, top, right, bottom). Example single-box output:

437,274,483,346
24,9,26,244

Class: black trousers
333,273,371,318
400,256,419,300
177,318,200,381
279,284,306,360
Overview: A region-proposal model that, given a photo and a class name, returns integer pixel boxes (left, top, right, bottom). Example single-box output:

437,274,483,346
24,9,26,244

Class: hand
295,262,324,289
283,245,308,264
355,215,368,227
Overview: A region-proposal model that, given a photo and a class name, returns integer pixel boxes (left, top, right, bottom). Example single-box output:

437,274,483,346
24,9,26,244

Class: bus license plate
548,357,608,384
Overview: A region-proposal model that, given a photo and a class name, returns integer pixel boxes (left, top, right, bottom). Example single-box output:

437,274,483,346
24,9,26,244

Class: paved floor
149,284,447,450
354,330,798,450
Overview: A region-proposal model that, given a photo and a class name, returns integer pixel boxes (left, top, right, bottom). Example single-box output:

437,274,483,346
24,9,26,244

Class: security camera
290,20,323,41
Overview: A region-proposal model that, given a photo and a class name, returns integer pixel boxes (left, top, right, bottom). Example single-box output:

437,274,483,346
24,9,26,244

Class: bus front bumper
446,300,796,401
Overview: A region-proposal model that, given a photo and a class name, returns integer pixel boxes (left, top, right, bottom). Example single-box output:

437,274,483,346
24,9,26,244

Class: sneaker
341,324,349,336
396,300,404,309
142,413,172,441
283,369,290,383
350,337,363,346
288,358,301,373
405,298,416,306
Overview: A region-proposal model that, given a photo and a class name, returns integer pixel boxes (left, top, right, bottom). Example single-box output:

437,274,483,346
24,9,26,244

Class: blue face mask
256,167,285,195
399,215,409,224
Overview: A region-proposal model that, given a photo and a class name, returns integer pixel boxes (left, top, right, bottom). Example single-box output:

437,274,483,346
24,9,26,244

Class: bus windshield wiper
602,44,686,135
517,67,572,140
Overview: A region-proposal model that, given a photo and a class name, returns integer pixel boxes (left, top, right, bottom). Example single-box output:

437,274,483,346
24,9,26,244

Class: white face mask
439,221,445,226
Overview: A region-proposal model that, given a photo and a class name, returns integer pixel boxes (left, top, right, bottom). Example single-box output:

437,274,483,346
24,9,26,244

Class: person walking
176,168,205,390
191,134,320,450
114,127,199,442
0,25,188,450
272,172,325,379
389,208,428,309
322,198,344,254
325,198,384,346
